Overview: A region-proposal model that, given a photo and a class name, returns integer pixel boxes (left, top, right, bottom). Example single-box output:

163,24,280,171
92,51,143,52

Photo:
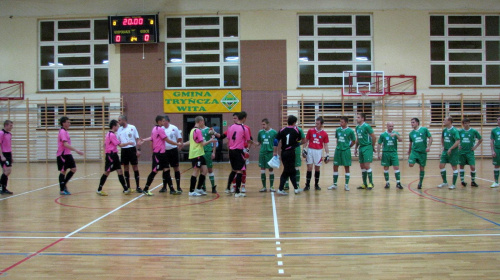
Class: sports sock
144,171,157,191
296,168,301,185
197,174,206,190
227,171,236,190
367,169,373,184
118,174,127,190
235,173,242,193
495,169,499,183
98,174,107,191
419,171,425,185
345,173,350,185
452,170,458,185
175,171,181,189
384,170,389,182
261,170,266,188
59,173,65,191
134,170,140,188
440,169,447,183
361,169,367,185
209,173,215,187
269,172,274,188
471,171,476,182
314,171,320,186
459,169,465,182
124,171,130,189
395,170,401,182
306,171,312,186
333,172,338,185
65,171,74,183
190,176,197,192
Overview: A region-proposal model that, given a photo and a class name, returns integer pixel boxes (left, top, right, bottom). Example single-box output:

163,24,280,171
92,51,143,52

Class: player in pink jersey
96,120,134,196
57,117,84,195
141,115,182,196
304,116,330,191
0,120,14,194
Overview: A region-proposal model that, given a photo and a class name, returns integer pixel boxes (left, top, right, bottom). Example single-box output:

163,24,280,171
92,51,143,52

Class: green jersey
356,123,374,147
202,127,215,152
295,126,305,150
258,128,277,153
378,131,400,152
409,127,432,153
458,128,482,153
336,127,356,151
492,127,500,149
442,126,460,150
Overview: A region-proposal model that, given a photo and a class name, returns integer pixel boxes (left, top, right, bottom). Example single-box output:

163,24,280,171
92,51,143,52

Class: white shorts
306,148,323,166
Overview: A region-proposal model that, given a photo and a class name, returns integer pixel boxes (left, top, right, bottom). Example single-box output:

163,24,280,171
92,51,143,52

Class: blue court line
285,250,500,257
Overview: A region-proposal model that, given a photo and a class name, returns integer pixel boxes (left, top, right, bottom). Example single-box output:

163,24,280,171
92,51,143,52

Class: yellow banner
163,90,241,113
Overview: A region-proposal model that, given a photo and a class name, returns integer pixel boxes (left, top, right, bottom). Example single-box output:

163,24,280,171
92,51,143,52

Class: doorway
182,114,222,161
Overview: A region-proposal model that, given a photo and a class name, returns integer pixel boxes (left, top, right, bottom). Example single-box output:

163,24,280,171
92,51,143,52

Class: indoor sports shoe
143,190,153,196
234,193,246,198
367,183,374,190
437,183,448,188
303,185,310,191
159,187,167,193
177,187,183,193
189,191,202,196
294,188,303,194
123,189,131,195
384,182,390,189
170,190,181,195
417,184,422,189
471,181,479,187
136,187,143,193
328,184,337,190
1,189,13,195
461,181,467,187
448,184,456,190
241,187,246,193
259,187,267,192
270,187,276,192
490,182,499,188
195,189,207,195
314,185,321,191
225,188,231,194
357,184,366,190
60,189,71,195
96,190,108,196
396,183,403,190
344,185,350,191
277,190,288,195
212,185,217,194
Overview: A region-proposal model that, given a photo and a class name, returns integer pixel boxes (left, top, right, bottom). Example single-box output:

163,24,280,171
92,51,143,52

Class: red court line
0,238,65,276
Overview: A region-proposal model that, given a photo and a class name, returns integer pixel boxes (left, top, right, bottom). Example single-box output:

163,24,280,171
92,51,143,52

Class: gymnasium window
38,104,109,128
430,101,498,125
298,14,373,87
299,101,373,126
165,16,240,89
430,15,500,87
38,19,109,91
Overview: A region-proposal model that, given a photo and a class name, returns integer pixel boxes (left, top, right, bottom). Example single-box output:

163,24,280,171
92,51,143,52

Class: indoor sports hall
0,0,499,279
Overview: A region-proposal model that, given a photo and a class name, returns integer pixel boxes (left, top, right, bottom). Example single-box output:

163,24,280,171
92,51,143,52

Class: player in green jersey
257,118,278,192
408,118,433,189
490,116,500,188
438,116,461,190
458,118,483,187
355,113,376,190
201,122,218,193
377,122,403,190
328,116,356,191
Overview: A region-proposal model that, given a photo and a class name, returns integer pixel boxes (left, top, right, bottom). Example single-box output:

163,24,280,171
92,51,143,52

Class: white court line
0,173,97,201
467,175,494,183
1,233,499,241
271,192,280,239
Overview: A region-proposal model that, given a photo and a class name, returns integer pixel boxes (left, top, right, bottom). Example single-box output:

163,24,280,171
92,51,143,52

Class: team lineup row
0,113,499,196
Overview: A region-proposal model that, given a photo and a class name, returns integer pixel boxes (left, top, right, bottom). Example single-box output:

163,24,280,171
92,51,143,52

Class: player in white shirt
161,115,184,194
117,115,143,193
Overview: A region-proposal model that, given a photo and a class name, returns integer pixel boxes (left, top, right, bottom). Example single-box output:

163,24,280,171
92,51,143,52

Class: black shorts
229,149,245,171
191,155,206,169
1,152,12,168
281,149,296,173
151,152,167,172
105,152,122,172
121,147,138,166
57,154,76,172
165,148,180,168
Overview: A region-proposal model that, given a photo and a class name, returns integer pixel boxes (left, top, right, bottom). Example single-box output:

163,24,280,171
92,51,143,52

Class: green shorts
295,146,302,167
493,148,500,166
408,151,427,167
381,152,399,167
334,148,352,166
358,145,373,164
259,151,274,169
203,151,214,169
440,149,459,166
459,152,476,166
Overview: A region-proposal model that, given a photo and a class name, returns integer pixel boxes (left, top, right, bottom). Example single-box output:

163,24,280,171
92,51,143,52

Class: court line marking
1,233,499,241
271,191,284,275
0,173,97,201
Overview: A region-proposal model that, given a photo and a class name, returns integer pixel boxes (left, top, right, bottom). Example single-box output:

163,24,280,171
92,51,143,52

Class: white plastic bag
267,155,281,169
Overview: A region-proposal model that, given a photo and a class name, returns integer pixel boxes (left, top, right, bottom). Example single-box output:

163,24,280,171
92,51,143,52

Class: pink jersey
193,128,204,143
0,129,12,153
306,128,329,149
105,131,120,153
226,123,250,150
57,128,72,156
151,125,167,153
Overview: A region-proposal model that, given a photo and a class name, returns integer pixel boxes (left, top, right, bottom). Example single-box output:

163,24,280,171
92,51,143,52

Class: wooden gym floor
0,159,499,279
